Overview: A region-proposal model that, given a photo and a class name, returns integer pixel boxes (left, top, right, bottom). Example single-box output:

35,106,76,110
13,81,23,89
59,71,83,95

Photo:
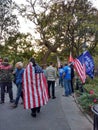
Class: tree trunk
41,49,51,64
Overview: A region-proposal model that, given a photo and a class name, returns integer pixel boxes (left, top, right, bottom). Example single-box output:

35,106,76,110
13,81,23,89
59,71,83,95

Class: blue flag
83,51,94,78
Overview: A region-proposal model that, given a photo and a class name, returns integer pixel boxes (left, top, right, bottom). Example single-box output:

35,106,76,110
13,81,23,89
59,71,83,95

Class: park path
0,82,93,130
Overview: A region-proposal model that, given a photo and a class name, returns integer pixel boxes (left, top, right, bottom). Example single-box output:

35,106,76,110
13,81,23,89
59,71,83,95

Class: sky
13,0,98,36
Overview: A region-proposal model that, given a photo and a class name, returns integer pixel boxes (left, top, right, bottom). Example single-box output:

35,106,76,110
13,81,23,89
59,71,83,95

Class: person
12,62,24,108
0,57,3,91
22,58,49,117
0,57,14,104
63,62,72,97
46,62,57,99
42,64,47,78
58,64,64,87
69,63,75,93
0,58,2,65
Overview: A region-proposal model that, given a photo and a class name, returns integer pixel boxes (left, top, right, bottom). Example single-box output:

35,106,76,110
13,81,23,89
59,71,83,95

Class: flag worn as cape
23,62,49,109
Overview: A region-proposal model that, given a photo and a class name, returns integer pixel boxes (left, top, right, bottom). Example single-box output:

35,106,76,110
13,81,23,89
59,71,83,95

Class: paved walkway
0,82,93,130
59,87,93,130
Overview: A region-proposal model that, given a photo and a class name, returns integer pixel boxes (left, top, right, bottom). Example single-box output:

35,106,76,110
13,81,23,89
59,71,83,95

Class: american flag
68,52,74,63
74,54,86,84
23,62,49,109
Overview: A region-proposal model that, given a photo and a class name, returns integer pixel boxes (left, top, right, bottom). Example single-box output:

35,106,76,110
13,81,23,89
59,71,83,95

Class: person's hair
64,62,68,66
4,57,9,62
60,65,63,68
16,62,23,68
29,57,36,66
50,62,53,65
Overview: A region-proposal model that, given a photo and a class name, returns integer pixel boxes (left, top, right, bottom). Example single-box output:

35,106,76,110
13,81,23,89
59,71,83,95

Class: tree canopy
16,0,98,64
3,33,35,65
1,0,98,64
0,0,19,42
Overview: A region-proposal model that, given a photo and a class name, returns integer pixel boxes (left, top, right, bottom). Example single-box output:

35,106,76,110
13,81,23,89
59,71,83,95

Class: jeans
0,82,13,102
47,81,55,98
59,77,64,87
64,79,72,96
15,83,23,105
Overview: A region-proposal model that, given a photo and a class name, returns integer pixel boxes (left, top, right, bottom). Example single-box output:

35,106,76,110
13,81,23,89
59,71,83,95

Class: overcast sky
13,0,98,35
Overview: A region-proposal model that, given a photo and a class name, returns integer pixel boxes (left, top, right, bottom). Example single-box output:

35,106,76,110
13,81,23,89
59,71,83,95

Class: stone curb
73,93,93,125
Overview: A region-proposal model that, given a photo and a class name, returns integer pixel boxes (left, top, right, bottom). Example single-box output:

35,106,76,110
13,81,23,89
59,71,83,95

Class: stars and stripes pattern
74,55,86,84
23,62,49,109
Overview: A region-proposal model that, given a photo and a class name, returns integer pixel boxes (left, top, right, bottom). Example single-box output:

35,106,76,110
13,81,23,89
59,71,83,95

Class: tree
0,0,19,42
64,0,98,56
3,33,35,65
17,0,98,63
17,0,69,63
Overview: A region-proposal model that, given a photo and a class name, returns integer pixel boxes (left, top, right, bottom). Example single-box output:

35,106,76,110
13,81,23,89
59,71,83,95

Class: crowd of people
0,57,75,118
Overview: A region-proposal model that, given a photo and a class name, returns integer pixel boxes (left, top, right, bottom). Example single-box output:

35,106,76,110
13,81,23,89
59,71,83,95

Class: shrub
78,92,98,112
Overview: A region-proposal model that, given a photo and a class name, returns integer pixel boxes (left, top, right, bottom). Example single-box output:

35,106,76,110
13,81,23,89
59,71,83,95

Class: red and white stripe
74,59,86,83
23,63,49,109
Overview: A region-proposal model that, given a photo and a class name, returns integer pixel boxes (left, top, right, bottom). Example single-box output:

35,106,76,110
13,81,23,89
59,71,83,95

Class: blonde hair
16,62,23,68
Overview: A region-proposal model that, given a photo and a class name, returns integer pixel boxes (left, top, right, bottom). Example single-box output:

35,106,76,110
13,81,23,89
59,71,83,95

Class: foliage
16,0,98,63
0,0,19,41
78,92,98,111
84,77,98,92
2,33,35,65
77,77,98,113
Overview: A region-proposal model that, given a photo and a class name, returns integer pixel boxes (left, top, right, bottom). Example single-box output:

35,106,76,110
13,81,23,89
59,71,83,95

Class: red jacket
0,62,13,83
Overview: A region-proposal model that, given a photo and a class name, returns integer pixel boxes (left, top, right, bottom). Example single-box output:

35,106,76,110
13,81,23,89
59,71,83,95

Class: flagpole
82,42,87,52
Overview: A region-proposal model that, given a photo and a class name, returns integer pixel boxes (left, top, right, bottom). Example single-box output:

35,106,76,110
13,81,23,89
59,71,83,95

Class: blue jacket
15,68,24,85
58,68,64,77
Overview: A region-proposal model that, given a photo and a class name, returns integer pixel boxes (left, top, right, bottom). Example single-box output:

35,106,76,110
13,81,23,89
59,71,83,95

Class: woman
22,58,49,117
12,62,24,108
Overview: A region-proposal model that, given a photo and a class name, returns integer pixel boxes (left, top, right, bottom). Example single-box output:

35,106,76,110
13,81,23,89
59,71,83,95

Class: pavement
0,81,93,130
60,88,93,130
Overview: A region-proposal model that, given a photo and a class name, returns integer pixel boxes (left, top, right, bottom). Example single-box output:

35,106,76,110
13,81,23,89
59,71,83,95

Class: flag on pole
74,54,86,84
57,56,61,68
23,62,49,109
83,51,94,78
68,52,74,63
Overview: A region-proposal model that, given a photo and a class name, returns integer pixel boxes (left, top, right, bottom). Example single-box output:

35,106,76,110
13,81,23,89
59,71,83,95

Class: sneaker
11,104,17,108
62,95,68,97
52,96,56,99
0,101,4,104
10,100,15,103
20,101,23,105
31,113,36,118
37,109,40,113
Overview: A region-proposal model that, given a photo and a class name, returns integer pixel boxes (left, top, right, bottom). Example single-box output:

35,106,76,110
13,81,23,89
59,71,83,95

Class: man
0,57,14,104
12,62,24,108
69,63,74,93
58,65,64,87
63,62,72,97
23,58,49,117
46,62,57,99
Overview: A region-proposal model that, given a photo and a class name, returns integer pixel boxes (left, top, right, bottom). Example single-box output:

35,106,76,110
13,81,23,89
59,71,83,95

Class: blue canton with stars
34,64,43,73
